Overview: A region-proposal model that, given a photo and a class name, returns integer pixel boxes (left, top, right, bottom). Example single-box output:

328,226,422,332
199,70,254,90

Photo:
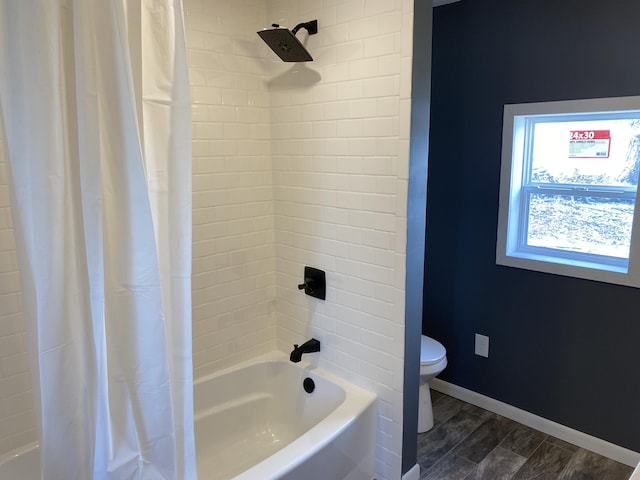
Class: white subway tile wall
186,0,278,378
0,135,37,455
267,1,412,478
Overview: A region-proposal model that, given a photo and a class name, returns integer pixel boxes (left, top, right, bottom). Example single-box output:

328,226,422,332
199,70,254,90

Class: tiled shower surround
188,0,414,477
0,1,414,478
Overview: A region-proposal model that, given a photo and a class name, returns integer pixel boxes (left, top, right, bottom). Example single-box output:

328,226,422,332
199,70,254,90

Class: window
496,96,640,287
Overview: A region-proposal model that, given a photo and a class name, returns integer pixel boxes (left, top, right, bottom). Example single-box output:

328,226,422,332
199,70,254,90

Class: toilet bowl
418,335,447,433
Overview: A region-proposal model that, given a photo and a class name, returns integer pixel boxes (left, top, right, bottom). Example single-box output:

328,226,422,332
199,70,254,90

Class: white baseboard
401,463,420,480
431,379,640,468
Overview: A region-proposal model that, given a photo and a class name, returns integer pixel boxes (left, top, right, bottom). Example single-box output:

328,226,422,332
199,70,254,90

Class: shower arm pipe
291,20,318,37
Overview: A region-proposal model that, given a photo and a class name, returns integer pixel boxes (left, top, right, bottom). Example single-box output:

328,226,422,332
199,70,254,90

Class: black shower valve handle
298,266,326,300
298,278,315,292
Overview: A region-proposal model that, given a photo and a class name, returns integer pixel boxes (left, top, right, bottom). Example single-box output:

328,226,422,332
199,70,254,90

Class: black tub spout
290,338,321,363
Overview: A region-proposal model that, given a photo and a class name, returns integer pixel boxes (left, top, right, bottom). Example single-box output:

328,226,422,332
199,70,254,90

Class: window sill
496,251,640,288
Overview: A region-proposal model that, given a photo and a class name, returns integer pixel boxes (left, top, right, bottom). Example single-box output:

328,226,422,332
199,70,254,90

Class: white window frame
496,96,640,288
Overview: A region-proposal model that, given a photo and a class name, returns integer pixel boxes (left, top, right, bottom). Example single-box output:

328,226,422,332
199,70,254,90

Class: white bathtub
0,352,377,480
195,352,378,480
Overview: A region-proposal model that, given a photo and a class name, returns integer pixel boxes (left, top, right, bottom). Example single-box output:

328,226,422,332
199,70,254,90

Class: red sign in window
569,130,611,158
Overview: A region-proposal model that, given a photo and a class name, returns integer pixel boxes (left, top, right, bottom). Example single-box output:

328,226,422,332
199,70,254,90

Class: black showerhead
257,20,318,62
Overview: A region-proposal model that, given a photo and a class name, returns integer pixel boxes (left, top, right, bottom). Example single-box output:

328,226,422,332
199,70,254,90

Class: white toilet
418,335,447,433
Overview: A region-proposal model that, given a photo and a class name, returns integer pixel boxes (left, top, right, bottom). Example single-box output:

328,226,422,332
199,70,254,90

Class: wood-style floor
417,391,633,480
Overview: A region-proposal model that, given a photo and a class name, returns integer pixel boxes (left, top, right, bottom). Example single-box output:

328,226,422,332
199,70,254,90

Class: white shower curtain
0,1,196,478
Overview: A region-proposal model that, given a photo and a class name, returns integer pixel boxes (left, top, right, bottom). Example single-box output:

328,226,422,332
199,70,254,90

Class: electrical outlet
475,334,489,358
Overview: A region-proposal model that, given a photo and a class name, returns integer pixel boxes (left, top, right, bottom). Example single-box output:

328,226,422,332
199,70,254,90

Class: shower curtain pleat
0,1,196,479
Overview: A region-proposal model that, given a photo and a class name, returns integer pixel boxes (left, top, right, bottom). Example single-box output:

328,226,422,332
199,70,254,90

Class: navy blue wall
424,0,640,451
